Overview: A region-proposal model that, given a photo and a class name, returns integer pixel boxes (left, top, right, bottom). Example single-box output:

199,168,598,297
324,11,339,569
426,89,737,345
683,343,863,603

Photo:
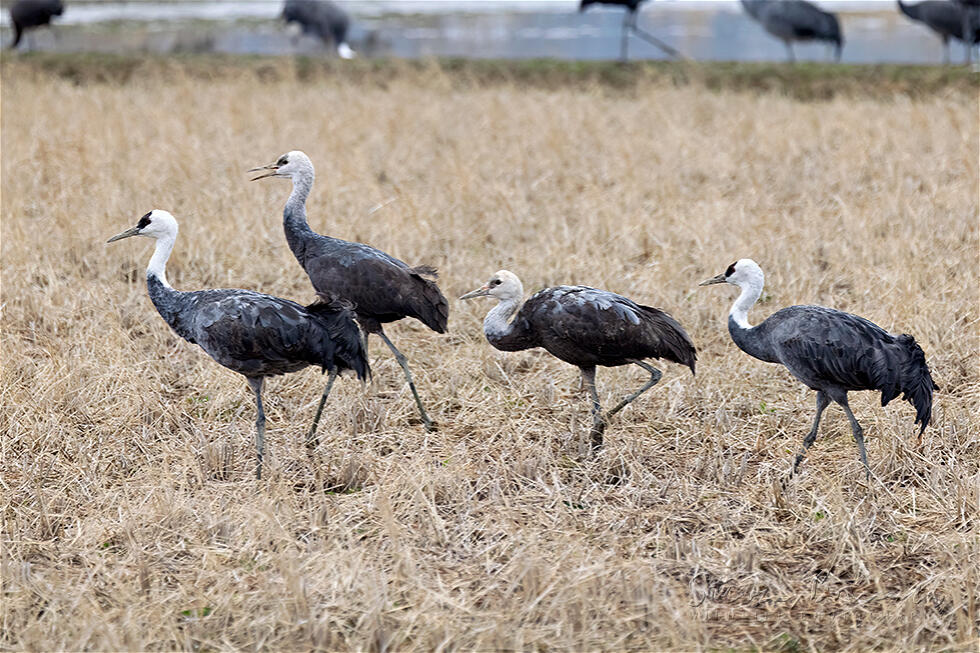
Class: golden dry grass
1,58,978,652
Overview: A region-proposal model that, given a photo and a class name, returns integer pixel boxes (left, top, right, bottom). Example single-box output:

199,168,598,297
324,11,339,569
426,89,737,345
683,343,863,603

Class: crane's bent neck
284,170,315,227
146,233,175,289
484,297,521,341
729,279,762,330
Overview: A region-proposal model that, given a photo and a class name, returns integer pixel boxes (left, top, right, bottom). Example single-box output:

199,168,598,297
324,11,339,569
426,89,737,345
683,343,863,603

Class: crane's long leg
376,329,435,432
247,377,267,480
785,40,796,63
791,390,830,473
836,395,870,480
629,12,684,60
942,36,950,65
581,366,605,452
306,367,339,451
605,361,663,420
620,10,630,62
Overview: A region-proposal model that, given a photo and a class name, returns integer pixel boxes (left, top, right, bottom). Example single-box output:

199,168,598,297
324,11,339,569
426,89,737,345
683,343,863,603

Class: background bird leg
630,11,683,59
580,366,605,451
247,377,267,480
306,367,339,451
377,329,435,432
604,361,662,421
792,390,830,473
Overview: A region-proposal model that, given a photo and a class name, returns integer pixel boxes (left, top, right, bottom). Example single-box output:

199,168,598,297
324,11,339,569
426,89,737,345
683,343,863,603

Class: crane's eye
277,157,288,166
725,262,737,277
490,279,501,287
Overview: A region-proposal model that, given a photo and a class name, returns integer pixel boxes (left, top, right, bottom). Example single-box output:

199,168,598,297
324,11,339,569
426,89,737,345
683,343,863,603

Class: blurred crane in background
7,0,63,50
579,0,683,61
898,0,980,63
282,0,354,59
740,0,843,62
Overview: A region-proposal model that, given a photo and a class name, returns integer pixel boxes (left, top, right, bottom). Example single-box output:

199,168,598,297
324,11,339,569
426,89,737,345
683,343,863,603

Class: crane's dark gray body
8,0,63,49
741,0,843,61
490,285,696,374
147,275,367,382
281,0,349,49
729,305,936,433
898,0,980,62
283,210,448,336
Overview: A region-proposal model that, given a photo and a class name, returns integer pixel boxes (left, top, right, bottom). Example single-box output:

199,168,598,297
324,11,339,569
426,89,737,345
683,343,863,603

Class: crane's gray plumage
578,0,682,61
108,210,368,480
701,259,937,480
250,151,447,435
462,270,695,450
898,0,980,63
740,0,843,62
281,0,353,58
8,0,63,50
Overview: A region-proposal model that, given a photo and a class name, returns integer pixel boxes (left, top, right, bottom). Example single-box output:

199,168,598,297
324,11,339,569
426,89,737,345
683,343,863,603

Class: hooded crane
898,0,979,64
250,151,448,436
282,0,354,59
461,270,696,450
700,259,937,479
740,0,843,62
107,210,369,480
8,0,63,50
578,0,682,61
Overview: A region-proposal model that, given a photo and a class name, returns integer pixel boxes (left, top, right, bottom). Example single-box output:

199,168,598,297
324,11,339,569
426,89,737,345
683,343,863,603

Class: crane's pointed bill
248,163,278,181
107,226,141,243
459,285,491,300
699,273,727,286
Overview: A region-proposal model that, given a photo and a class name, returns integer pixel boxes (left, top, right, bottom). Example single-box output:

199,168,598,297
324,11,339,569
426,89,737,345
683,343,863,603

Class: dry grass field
1,57,978,651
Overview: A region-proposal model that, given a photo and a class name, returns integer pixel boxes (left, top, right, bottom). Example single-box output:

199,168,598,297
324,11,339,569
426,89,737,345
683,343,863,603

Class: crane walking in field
7,0,63,50
281,0,354,59
250,151,448,435
897,0,979,64
461,270,696,450
578,0,683,61
699,259,937,479
740,0,843,62
107,210,369,480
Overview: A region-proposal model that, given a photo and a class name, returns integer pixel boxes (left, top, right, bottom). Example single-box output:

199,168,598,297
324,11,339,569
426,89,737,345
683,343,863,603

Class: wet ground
1,1,976,65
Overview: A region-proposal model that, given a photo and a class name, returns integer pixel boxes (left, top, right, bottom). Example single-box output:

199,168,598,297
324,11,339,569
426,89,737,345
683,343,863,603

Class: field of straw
2,58,978,651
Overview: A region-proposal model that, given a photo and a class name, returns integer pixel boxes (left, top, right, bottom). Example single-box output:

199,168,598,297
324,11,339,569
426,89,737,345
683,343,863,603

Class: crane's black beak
248,163,279,181
459,284,491,300
107,226,141,243
698,273,727,287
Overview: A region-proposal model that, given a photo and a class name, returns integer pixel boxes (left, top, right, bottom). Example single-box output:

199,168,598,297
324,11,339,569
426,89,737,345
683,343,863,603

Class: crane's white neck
484,297,521,339
146,232,175,288
730,277,763,329
285,168,315,219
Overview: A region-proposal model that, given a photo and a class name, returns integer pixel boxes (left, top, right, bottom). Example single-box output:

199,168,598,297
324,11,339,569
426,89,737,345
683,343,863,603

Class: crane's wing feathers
183,289,367,379
300,236,448,333
768,306,936,431
521,286,696,371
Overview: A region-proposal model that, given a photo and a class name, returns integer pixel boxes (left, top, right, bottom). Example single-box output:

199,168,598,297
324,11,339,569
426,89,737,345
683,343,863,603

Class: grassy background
1,56,978,651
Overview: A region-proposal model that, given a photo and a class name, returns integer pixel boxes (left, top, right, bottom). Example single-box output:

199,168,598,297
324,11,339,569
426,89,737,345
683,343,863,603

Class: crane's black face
107,211,153,243
698,261,737,287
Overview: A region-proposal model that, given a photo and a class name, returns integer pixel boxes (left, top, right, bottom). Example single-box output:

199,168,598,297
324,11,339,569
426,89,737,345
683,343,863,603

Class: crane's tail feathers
880,334,936,434
408,267,449,334
306,296,371,382
640,305,697,375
